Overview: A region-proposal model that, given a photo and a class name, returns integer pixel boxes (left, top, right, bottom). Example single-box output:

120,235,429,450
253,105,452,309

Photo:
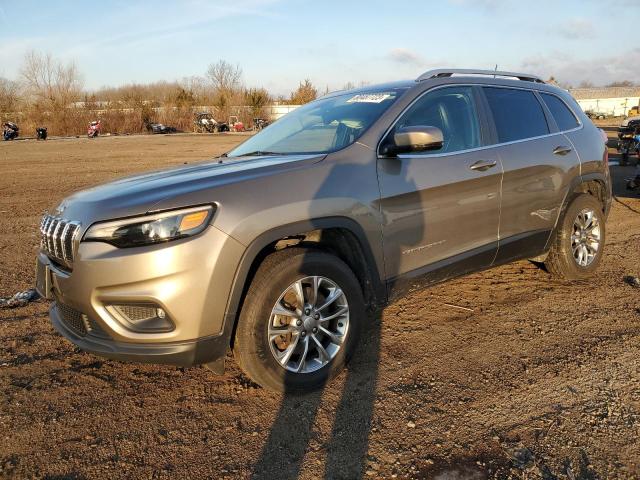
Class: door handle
553,146,572,156
469,160,497,171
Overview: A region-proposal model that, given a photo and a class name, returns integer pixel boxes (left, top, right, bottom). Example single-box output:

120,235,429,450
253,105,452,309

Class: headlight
83,205,214,248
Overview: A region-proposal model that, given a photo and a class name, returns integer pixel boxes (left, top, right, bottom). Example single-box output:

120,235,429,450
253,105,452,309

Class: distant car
147,123,177,134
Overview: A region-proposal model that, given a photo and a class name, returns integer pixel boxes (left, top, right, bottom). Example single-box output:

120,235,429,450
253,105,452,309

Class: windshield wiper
234,150,283,157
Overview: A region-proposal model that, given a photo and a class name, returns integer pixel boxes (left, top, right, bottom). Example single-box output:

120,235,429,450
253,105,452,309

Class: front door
377,86,502,296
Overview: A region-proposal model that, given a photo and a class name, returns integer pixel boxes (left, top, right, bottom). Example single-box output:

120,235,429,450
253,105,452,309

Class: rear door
377,85,502,295
481,86,581,263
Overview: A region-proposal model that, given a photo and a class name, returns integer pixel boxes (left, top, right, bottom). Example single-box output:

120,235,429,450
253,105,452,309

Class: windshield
228,88,406,157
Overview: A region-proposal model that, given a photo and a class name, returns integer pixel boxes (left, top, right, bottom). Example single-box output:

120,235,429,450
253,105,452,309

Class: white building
570,87,640,117
267,104,300,121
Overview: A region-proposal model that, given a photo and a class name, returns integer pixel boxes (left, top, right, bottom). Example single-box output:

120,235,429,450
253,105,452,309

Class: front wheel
233,248,365,392
544,194,606,280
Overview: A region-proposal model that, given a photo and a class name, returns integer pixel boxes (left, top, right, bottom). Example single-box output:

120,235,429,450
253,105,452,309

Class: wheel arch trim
221,216,385,348
545,172,610,251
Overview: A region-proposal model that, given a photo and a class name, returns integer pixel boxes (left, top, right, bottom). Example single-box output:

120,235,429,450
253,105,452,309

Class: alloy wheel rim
268,276,349,374
571,208,601,267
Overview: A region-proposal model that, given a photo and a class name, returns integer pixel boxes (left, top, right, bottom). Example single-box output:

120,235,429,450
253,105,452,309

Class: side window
388,86,481,154
540,93,580,131
483,87,549,143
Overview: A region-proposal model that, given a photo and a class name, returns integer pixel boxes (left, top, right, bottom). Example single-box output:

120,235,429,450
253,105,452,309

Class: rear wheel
233,248,365,392
544,194,605,280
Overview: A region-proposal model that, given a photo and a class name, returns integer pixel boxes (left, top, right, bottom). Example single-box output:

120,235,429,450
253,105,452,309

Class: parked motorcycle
36,127,47,140
88,120,101,138
3,122,19,141
617,116,640,165
253,118,270,131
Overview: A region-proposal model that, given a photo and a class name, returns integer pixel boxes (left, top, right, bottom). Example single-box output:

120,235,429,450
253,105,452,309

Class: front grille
55,302,109,339
40,214,80,268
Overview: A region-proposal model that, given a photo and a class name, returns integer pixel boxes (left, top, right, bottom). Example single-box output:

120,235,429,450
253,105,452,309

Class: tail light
599,129,609,167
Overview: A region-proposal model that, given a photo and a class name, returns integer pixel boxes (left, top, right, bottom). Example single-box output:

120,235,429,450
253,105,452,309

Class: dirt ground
0,132,639,480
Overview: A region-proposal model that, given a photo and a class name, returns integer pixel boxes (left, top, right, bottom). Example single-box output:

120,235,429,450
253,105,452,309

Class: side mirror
386,126,444,156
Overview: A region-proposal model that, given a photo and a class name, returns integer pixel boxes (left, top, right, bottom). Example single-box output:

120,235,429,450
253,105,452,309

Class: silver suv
36,69,611,392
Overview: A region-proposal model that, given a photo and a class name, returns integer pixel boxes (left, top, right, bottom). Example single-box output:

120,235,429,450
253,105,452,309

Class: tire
233,248,365,392
621,151,629,166
544,194,606,280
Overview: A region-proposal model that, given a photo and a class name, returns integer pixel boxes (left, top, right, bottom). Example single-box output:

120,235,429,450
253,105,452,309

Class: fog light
105,303,174,333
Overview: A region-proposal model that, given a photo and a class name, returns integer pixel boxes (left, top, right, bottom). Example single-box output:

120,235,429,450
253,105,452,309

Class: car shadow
251,310,382,479
251,154,422,479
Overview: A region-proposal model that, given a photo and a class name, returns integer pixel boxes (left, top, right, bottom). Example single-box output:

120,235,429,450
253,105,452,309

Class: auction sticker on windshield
346,93,395,103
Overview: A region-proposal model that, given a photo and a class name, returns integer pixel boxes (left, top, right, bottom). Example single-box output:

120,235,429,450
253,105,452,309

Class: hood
55,154,323,226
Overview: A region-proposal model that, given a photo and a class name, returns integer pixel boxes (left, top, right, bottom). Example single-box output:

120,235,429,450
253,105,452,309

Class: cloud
387,48,427,67
554,18,594,40
520,48,640,86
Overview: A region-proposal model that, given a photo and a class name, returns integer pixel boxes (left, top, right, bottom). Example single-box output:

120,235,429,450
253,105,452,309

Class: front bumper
37,225,245,366
49,302,233,366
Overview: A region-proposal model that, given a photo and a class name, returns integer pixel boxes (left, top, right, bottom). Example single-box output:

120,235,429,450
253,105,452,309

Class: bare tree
290,79,317,105
578,80,594,88
206,60,243,95
20,50,83,110
0,77,20,114
181,75,210,104
206,60,244,120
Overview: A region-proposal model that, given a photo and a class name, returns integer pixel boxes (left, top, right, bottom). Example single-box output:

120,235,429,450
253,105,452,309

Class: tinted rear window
540,93,580,131
483,87,549,143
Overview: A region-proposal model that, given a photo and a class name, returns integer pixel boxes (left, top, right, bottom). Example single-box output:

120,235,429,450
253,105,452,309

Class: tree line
0,52,321,137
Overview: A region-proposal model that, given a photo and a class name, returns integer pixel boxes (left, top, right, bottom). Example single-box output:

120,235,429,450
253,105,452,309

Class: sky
0,0,639,95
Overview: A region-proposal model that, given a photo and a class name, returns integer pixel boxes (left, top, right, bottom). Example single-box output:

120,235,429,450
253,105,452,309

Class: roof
569,86,640,100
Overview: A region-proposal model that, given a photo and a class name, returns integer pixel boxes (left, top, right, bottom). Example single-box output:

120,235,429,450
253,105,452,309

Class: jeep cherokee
36,69,612,392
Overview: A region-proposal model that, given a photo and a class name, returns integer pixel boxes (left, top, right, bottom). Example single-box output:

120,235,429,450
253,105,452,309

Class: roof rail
416,69,545,84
